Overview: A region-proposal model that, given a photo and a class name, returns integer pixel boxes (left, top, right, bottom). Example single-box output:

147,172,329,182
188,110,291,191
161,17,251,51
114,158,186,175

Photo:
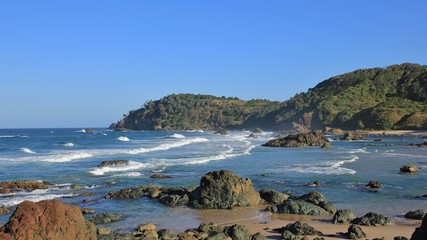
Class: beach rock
404,209,426,220
320,142,332,149
0,199,97,240
159,193,190,206
259,189,289,205
98,227,111,235
0,180,53,194
400,165,418,173
332,209,357,224
347,224,366,239
276,221,322,236
214,129,229,135
150,174,172,179
262,131,329,148
90,212,123,224
157,229,174,239
134,223,158,240
98,233,135,240
366,181,382,189
281,230,299,240
224,224,252,240
189,170,261,209
351,212,393,226
251,232,266,240
0,206,10,215
394,237,408,240
197,223,224,236
81,207,96,214
79,191,98,197
411,214,427,240
99,160,129,167
340,132,366,141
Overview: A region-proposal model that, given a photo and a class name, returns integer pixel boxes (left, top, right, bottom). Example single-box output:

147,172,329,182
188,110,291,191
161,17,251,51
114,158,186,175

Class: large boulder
262,131,329,148
347,224,366,239
405,209,426,220
259,189,289,205
0,180,53,194
351,212,393,226
411,214,427,240
275,221,322,236
332,209,357,224
189,170,261,209
0,199,96,240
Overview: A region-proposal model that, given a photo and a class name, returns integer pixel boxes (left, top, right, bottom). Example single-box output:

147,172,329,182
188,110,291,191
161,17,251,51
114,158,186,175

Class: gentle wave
385,152,427,159
283,155,358,175
0,135,29,138
169,133,185,139
127,137,209,154
90,161,150,176
43,152,93,162
20,148,35,154
0,193,74,207
62,142,74,147
112,172,143,177
117,136,130,142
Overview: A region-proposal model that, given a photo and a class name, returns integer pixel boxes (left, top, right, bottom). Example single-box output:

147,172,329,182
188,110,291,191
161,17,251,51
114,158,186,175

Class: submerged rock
332,209,357,224
366,181,382,189
0,180,53,194
262,131,329,148
189,170,261,209
90,212,123,224
81,207,96,214
150,173,172,179
351,212,393,226
98,160,129,167
400,165,418,173
404,209,426,220
0,199,96,240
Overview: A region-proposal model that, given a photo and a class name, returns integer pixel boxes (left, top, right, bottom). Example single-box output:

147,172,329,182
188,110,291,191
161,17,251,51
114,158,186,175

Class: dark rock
351,212,393,226
189,170,261,209
411,214,427,240
340,132,366,141
347,224,366,239
0,180,53,194
304,181,321,187
0,206,10,215
366,181,382,189
78,191,98,197
158,194,189,207
281,230,298,240
374,138,384,142
332,209,357,224
320,142,332,149
248,133,257,138
394,237,408,240
105,186,150,199
70,184,86,190
84,128,95,133
98,160,129,167
409,141,427,148
400,165,418,173
214,129,229,135
157,229,174,239
81,207,96,214
197,222,224,236
224,224,252,240
98,233,135,240
251,232,266,240
90,213,123,224
404,209,426,220
276,221,322,235
259,189,289,205
324,127,345,135
262,131,329,148
150,174,172,179
0,199,96,240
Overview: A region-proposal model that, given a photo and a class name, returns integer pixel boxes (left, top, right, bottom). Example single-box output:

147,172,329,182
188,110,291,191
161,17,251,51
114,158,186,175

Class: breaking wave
20,148,35,154
117,136,130,142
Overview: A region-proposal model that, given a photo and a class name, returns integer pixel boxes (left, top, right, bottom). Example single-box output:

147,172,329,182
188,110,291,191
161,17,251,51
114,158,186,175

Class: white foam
186,130,204,133
75,129,87,133
43,152,93,162
20,148,35,154
0,135,15,138
348,148,369,154
117,136,130,142
0,193,74,207
284,156,358,175
169,133,185,139
89,161,150,176
62,142,74,147
127,137,209,154
112,172,142,177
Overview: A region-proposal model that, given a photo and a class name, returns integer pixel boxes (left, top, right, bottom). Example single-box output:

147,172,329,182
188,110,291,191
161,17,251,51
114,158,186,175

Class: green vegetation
110,63,427,131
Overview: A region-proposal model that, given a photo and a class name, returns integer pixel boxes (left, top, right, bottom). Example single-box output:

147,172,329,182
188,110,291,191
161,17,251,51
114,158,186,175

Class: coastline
363,130,427,138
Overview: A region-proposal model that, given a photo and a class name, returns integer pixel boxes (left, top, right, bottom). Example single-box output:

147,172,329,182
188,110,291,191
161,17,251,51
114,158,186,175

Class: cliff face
110,63,427,131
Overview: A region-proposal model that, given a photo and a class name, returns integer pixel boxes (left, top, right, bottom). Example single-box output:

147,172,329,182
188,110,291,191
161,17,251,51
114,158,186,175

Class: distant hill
110,63,427,131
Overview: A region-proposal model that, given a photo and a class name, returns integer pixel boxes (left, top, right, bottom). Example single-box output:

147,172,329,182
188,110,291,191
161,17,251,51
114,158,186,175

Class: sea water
0,128,426,231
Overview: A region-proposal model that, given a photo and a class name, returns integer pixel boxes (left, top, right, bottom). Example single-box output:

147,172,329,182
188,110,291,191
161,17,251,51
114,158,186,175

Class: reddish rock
0,180,53,194
0,199,97,240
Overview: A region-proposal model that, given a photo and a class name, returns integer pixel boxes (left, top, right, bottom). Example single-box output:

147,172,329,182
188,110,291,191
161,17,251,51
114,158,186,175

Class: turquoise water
0,128,426,231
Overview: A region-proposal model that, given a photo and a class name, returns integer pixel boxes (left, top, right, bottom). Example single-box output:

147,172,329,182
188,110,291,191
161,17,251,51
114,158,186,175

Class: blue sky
1,1,426,128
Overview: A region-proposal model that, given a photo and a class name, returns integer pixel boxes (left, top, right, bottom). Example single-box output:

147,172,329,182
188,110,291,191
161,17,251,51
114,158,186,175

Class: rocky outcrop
332,209,357,224
366,181,382,189
262,131,329,148
0,199,96,240
275,221,322,238
340,132,366,141
190,170,261,209
90,213,123,224
259,189,289,205
98,160,129,167
0,180,53,194
266,191,336,216
351,212,393,226
400,165,418,173
411,214,427,240
404,209,426,220
347,224,366,239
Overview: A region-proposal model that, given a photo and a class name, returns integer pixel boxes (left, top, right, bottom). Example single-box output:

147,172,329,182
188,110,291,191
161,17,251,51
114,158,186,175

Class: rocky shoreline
0,170,425,239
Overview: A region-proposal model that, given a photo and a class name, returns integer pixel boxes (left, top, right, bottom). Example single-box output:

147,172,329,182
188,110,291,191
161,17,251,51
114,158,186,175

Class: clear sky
1,1,426,128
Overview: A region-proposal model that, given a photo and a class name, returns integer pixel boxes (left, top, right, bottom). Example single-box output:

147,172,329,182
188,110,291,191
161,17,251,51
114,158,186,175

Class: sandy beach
193,206,420,239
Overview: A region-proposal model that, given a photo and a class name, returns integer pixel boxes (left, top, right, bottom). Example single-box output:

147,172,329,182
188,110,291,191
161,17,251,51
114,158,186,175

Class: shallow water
0,128,426,230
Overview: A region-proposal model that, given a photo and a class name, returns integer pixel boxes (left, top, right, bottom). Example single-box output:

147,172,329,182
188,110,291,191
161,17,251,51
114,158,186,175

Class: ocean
0,128,426,231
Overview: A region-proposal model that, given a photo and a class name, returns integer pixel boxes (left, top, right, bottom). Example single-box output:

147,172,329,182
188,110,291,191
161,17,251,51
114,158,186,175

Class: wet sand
193,206,420,239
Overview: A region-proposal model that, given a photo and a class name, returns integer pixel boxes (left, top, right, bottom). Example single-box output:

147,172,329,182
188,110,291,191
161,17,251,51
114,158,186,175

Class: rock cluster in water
262,131,330,148
0,180,53,194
